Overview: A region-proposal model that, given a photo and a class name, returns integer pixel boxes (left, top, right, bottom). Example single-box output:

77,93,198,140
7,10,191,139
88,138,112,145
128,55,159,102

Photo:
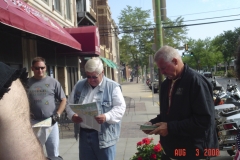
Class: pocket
101,101,112,112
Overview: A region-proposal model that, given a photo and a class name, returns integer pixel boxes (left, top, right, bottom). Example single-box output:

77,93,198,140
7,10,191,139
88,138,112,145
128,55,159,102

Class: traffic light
190,52,193,56
182,52,185,57
184,44,188,51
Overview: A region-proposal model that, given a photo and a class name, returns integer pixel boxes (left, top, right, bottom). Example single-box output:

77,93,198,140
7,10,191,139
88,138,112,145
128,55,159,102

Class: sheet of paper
31,118,53,145
69,102,101,132
32,117,52,128
138,124,158,130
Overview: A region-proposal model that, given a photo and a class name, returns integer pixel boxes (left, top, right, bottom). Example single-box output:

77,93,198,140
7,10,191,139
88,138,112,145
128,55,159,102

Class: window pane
66,0,71,20
55,0,61,12
42,0,48,3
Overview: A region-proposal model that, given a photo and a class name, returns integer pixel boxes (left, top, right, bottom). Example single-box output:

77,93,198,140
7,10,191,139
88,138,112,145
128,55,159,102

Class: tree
163,16,188,47
118,6,154,83
212,29,240,68
182,38,216,72
118,6,188,82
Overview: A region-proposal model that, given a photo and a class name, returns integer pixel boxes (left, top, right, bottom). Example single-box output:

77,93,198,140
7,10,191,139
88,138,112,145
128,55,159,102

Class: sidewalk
58,81,161,160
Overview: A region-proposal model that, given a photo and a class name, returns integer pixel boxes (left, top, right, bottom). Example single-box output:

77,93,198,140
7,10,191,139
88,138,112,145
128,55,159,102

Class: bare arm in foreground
0,79,46,160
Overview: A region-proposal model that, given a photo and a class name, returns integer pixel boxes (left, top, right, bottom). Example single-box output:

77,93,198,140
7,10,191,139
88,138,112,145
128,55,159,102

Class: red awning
65,26,100,55
0,0,81,51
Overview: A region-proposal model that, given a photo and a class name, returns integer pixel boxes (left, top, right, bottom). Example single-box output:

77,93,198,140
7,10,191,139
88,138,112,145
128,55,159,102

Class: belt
80,127,97,133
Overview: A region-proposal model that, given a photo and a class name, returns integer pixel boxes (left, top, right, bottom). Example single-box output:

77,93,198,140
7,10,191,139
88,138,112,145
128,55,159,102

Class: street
214,76,240,90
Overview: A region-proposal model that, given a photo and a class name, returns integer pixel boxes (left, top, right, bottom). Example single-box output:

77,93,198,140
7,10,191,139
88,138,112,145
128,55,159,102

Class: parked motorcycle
215,102,240,156
213,78,240,156
212,77,228,105
226,79,240,101
213,78,240,106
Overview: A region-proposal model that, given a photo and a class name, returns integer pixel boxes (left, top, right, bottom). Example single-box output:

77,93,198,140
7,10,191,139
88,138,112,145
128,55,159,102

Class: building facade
0,0,121,96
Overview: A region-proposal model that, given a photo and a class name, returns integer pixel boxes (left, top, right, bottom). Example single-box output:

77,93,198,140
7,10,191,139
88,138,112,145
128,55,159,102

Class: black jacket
150,64,218,159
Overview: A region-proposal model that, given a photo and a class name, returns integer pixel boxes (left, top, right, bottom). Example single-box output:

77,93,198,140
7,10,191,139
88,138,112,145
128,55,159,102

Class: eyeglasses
34,67,45,70
86,72,101,79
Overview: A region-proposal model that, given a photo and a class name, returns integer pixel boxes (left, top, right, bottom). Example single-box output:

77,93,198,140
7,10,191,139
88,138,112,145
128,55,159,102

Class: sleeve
167,78,214,137
150,80,165,124
149,114,162,124
104,86,126,124
54,80,66,100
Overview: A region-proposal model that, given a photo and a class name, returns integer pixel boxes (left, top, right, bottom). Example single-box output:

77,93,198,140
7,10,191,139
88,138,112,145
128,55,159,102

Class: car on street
203,72,213,78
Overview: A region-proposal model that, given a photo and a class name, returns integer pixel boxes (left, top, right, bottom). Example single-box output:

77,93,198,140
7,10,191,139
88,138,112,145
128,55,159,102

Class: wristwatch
52,113,60,123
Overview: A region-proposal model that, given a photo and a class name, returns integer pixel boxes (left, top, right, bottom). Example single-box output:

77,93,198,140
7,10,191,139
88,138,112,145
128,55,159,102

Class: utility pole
155,0,164,107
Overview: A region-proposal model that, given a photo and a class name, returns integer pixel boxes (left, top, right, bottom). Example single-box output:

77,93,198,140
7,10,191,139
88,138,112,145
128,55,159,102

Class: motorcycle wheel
227,150,235,156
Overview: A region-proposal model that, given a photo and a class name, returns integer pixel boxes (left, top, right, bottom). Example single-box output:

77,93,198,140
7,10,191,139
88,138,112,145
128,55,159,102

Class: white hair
84,57,103,74
154,45,181,62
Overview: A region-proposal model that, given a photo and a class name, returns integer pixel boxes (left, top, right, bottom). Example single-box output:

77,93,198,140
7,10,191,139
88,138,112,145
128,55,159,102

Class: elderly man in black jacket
143,45,218,160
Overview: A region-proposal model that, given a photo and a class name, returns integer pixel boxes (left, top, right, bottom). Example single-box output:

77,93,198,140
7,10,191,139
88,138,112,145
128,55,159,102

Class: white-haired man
66,57,126,160
143,45,218,160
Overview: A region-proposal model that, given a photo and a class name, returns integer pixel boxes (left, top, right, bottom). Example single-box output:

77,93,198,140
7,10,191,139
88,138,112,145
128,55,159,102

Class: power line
165,7,240,18
99,17,240,35
163,18,240,29
98,12,240,31
99,17,240,36
170,14,240,23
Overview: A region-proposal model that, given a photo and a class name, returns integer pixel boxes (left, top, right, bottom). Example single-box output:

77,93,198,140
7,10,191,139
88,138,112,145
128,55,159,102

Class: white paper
69,102,101,132
32,117,52,127
31,118,53,145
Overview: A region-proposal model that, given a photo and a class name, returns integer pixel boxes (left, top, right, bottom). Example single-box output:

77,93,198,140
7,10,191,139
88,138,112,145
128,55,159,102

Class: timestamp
196,148,220,157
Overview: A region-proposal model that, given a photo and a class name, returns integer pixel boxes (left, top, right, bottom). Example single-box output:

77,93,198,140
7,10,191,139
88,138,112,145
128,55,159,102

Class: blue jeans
79,129,116,160
45,122,59,157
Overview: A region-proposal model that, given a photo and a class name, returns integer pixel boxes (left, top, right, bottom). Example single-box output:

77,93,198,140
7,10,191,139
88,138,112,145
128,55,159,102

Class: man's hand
72,114,83,123
149,122,168,136
95,114,106,124
142,122,153,134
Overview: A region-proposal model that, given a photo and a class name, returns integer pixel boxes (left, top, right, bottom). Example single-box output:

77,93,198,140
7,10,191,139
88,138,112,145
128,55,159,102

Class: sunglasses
34,67,46,70
86,72,101,79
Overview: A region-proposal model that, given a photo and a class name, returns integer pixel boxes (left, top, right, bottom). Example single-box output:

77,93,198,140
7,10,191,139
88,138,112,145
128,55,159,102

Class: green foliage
118,6,188,76
182,38,225,71
212,27,240,67
227,69,237,78
214,71,225,76
118,6,155,79
130,138,163,160
163,16,188,47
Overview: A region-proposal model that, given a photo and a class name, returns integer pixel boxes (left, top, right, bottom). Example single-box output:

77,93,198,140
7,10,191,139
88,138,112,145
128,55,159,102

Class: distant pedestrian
142,45,218,160
65,57,126,160
27,57,66,159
